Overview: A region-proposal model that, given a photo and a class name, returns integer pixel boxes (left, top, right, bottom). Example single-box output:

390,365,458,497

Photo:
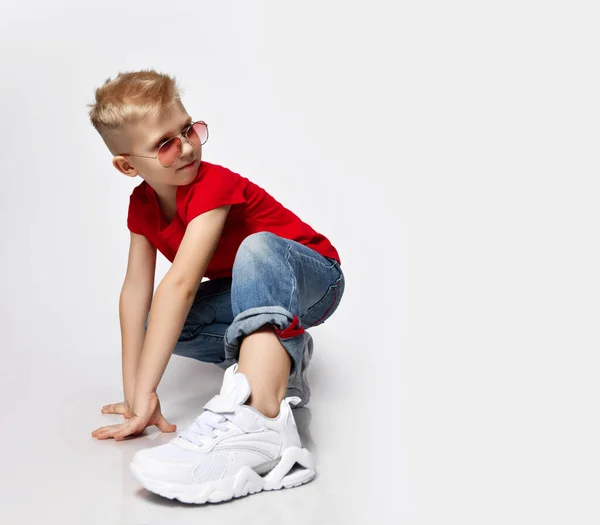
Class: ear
112,156,138,178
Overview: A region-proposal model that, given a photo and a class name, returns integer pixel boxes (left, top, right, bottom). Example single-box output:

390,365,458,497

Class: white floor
0,304,409,524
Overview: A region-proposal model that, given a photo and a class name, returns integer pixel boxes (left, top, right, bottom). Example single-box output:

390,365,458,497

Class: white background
0,1,597,524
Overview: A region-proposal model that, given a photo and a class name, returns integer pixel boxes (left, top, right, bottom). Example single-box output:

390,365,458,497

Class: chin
179,164,200,184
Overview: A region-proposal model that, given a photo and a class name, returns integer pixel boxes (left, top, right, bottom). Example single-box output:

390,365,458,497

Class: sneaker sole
130,446,315,504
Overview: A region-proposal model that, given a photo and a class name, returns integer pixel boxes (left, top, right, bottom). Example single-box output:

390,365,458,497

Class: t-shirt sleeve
184,166,247,223
127,193,145,235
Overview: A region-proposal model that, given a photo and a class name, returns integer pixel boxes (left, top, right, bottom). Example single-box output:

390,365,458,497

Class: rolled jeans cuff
224,306,306,373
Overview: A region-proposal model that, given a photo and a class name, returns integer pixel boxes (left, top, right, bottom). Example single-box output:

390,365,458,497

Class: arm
120,231,157,406
132,205,231,400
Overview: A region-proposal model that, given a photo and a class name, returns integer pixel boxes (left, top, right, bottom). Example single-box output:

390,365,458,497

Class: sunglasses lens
187,122,208,146
158,138,182,167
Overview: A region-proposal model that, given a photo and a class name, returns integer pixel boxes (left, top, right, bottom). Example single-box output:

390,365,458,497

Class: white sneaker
130,364,316,504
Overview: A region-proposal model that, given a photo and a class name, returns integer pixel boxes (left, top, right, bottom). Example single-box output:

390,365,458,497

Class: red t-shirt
127,161,341,279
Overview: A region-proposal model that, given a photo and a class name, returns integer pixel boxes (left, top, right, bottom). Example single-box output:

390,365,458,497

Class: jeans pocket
179,302,218,340
301,272,345,328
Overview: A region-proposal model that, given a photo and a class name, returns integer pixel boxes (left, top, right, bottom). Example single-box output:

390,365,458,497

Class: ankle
247,395,281,418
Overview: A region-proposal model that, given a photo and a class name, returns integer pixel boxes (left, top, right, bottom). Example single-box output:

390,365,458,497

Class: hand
92,392,176,441
101,400,132,419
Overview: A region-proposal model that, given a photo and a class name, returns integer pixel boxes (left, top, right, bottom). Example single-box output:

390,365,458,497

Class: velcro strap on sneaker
204,394,236,414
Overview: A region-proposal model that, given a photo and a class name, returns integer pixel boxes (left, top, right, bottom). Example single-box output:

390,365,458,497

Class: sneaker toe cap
131,443,202,484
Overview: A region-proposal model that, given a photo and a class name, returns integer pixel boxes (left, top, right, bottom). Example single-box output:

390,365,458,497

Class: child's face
112,101,202,187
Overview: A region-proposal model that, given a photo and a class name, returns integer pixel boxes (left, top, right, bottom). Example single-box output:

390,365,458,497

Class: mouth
178,160,197,170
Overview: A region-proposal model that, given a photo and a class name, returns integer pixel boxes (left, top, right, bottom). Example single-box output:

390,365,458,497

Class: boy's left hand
91,392,176,440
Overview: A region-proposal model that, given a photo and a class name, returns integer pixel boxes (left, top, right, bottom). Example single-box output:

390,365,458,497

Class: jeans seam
284,243,297,314
194,333,225,341
182,325,195,339
295,251,337,269
302,273,344,326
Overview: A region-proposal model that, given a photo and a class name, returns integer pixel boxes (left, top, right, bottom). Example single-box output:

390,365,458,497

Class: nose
179,134,197,159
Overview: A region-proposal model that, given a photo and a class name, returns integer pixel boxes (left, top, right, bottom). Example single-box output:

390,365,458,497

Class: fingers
91,424,123,440
156,414,177,433
101,403,126,415
113,419,146,441
91,421,141,440
101,403,132,421
93,407,176,439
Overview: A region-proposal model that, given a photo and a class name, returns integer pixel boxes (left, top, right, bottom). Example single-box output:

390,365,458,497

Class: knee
237,231,278,257
234,232,284,273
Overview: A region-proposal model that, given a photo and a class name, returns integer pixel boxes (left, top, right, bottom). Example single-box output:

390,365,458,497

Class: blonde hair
87,68,184,154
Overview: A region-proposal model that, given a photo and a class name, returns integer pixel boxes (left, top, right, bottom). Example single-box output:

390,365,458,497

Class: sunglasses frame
119,120,209,168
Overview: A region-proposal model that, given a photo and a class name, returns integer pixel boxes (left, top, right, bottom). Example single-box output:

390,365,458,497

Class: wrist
132,374,157,398
124,386,135,406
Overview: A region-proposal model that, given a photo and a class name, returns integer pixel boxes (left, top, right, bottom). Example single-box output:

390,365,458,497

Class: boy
88,69,345,504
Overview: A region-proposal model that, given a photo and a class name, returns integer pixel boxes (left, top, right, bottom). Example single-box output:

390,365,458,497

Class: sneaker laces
179,409,232,448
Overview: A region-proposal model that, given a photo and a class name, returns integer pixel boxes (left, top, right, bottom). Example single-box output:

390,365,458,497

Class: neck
149,182,177,204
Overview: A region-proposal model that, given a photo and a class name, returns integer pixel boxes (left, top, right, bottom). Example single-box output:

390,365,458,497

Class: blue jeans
167,232,345,374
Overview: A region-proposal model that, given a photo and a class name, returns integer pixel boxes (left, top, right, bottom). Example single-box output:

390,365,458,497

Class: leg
237,325,291,417
129,234,343,503
170,277,235,367
224,232,345,415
